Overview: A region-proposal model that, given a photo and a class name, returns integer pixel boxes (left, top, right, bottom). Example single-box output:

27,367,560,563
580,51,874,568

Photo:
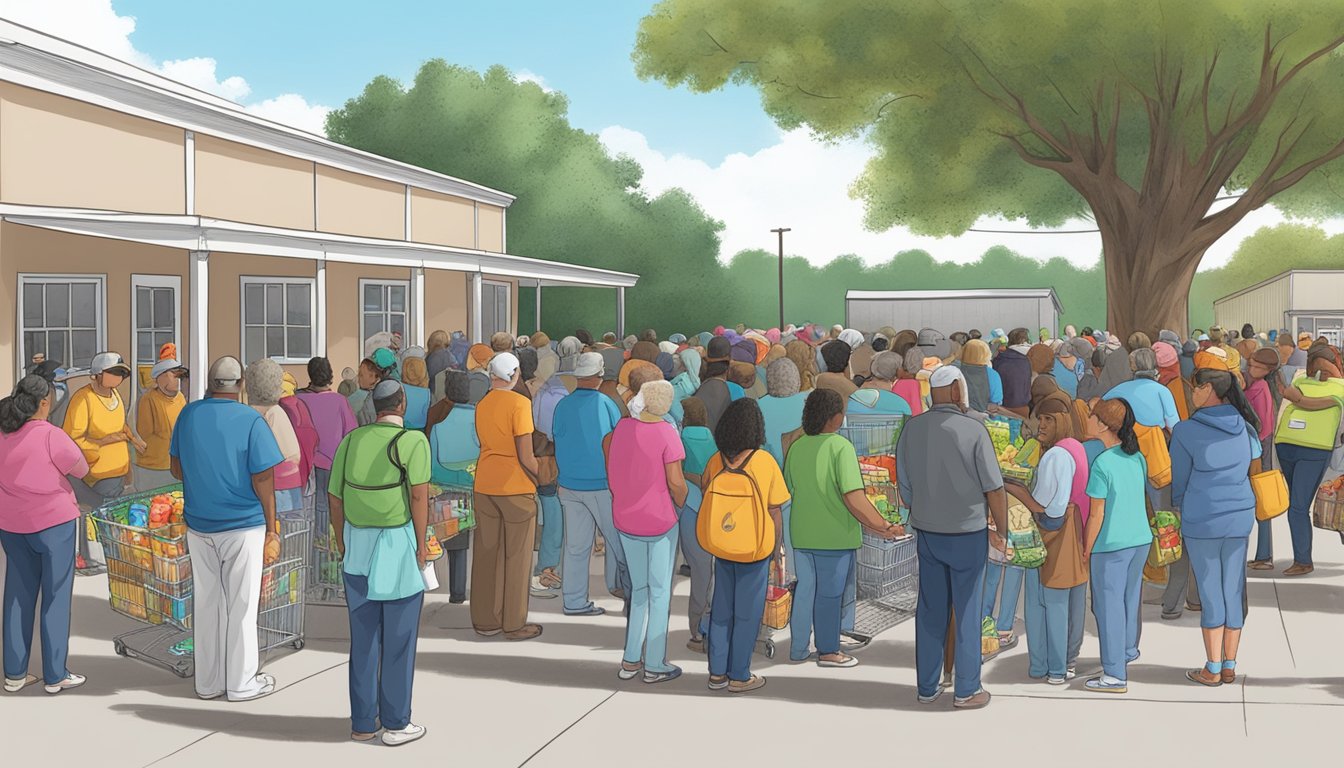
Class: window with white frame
481,280,511,340
19,275,104,370
360,279,409,344
240,277,315,363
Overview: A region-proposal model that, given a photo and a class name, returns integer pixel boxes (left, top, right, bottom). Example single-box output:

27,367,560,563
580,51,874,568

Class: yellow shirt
473,388,537,496
63,385,131,482
135,388,185,470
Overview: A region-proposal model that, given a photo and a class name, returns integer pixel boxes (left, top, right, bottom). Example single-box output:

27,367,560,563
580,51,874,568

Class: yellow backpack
697,450,774,563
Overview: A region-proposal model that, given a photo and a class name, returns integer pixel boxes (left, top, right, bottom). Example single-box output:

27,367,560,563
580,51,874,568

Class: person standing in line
1245,349,1281,571
427,371,479,604
551,353,631,617
1081,398,1151,694
0,376,90,694
606,381,688,684
897,365,1005,710
992,329,1033,418
132,354,187,492
678,397,716,651
296,356,358,549
170,357,282,702
63,352,145,573
471,353,543,641
245,361,305,518
328,379,429,746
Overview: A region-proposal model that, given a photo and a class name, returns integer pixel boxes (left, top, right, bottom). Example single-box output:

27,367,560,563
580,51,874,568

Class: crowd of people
0,316,1339,737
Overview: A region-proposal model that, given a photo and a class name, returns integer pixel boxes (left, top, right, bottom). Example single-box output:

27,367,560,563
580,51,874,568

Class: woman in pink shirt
1245,348,1280,571
296,357,357,533
0,375,90,694
605,380,688,684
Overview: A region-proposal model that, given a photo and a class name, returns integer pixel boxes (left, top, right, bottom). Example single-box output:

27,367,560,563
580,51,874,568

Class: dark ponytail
0,375,51,434
1194,368,1260,435
1114,399,1141,455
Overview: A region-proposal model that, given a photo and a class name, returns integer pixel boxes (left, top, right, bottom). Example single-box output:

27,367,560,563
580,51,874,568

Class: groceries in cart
857,454,906,524
1314,478,1344,531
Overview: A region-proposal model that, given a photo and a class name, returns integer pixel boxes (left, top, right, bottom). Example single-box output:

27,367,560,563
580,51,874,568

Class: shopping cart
259,556,307,653
428,483,476,545
310,485,346,606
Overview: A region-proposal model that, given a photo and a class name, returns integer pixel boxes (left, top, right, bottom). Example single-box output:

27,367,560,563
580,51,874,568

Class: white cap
150,359,187,379
928,364,964,389
488,352,521,381
207,356,244,393
573,352,604,378
838,328,864,349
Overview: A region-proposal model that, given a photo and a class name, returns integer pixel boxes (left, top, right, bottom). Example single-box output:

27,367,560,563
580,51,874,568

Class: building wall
194,135,315,230
1290,271,1344,313
0,222,188,398
1214,274,1291,335
424,269,469,338
324,261,412,370
315,165,405,240
0,82,185,213
207,252,316,381
478,204,505,252
846,296,1056,339
410,189,476,249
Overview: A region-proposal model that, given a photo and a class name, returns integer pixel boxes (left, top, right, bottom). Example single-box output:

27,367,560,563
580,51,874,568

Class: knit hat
466,344,493,371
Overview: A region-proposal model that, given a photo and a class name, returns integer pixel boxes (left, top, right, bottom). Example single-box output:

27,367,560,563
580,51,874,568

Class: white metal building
1213,270,1344,346
845,288,1063,336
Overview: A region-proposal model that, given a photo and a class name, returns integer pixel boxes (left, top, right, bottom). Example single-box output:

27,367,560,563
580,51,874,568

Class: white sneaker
228,673,276,702
4,674,38,693
44,673,86,694
529,576,557,598
382,723,426,747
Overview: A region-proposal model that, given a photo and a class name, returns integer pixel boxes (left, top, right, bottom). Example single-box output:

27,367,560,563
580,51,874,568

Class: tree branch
958,40,1076,162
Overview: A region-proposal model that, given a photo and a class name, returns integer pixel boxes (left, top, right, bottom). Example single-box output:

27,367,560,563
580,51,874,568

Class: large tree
634,0,1344,337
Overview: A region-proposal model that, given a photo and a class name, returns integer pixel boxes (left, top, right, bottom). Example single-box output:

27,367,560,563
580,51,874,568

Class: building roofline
0,19,516,208
1208,269,1333,305
846,288,1063,315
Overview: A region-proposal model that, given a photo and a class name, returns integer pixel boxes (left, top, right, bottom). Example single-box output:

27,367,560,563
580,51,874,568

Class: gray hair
903,348,924,375
870,351,901,381
765,358,801,398
244,358,285,406
1130,347,1158,377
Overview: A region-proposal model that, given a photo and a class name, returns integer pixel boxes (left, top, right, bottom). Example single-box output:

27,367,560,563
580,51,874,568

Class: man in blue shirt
552,353,631,616
170,356,283,703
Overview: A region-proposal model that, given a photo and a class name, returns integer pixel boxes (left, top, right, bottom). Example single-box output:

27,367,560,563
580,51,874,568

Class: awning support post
470,272,483,344
616,286,626,340
189,250,209,400
535,281,542,334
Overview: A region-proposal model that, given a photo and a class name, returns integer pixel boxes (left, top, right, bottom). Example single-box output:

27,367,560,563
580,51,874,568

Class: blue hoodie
1169,404,1260,539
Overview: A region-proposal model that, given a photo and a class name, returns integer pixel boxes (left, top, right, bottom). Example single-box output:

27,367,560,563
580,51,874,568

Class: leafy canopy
635,0,1344,238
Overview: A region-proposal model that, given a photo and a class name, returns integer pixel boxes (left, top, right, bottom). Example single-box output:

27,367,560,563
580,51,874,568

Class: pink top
296,390,357,470
1054,437,1092,528
1245,378,1275,442
608,418,685,537
0,420,90,534
891,378,924,416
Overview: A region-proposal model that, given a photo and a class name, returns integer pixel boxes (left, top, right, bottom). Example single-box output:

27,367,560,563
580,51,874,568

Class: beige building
1213,269,1344,347
0,21,636,398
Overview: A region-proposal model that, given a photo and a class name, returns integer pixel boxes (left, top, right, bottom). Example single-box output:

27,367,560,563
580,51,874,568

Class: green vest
334,424,424,528
1275,377,1344,451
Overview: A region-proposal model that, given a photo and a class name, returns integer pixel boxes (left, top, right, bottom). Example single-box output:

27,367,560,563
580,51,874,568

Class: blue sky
112,0,779,164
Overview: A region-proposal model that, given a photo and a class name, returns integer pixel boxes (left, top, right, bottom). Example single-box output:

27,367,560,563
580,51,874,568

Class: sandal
539,567,562,589
1247,560,1273,571
1283,563,1314,577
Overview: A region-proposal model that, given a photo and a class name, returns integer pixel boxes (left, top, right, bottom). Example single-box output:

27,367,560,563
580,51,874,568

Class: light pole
771,227,790,331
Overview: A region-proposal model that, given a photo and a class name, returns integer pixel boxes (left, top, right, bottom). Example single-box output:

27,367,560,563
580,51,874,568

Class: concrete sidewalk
2,514,1343,767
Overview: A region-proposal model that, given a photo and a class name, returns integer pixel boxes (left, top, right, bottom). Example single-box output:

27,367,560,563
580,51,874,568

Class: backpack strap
344,428,413,528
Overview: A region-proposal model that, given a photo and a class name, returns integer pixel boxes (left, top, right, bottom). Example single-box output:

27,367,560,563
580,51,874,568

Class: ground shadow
107,702,351,744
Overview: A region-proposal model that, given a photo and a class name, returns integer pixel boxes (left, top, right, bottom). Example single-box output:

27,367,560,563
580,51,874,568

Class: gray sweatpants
558,487,631,614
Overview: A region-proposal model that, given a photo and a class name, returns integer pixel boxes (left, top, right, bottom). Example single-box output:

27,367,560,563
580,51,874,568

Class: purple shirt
608,418,685,537
296,390,358,470
0,420,90,533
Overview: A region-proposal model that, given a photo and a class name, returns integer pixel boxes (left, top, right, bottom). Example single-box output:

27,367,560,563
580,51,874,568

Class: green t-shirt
1084,445,1151,553
329,423,432,528
1274,376,1344,451
784,433,864,551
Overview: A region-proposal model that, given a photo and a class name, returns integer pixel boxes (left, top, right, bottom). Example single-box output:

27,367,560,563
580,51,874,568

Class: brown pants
470,493,538,634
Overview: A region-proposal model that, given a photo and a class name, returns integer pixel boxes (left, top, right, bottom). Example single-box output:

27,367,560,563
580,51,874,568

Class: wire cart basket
839,417,918,640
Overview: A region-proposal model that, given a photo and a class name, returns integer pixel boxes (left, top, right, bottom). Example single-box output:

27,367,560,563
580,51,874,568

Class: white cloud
601,124,1344,271
2,0,331,133
512,69,553,93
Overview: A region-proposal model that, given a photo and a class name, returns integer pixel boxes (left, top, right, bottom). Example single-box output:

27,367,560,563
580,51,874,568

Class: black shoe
678,564,692,577
449,596,466,604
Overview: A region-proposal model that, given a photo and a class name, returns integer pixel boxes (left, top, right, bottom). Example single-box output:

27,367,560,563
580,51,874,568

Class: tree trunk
1100,230,1205,342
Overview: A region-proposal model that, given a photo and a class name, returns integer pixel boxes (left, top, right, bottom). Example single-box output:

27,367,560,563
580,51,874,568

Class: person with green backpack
1274,348,1344,576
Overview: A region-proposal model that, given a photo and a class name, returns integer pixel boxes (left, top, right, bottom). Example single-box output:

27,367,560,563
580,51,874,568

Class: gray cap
573,352,604,378
90,351,131,377
150,358,187,379
372,378,403,401
207,356,244,393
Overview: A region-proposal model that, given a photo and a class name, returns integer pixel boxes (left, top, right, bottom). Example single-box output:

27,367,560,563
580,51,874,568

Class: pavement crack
1273,580,1296,669
516,690,619,768
1241,677,1248,738
143,732,219,768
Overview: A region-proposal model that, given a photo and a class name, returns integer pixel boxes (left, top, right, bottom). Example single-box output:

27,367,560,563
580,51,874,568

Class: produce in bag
980,616,1000,655
1147,509,1183,566
1005,502,1047,569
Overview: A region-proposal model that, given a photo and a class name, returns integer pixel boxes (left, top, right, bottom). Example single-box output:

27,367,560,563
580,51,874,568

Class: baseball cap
929,364,964,389
90,352,131,377
207,356,244,393
573,352,604,378
150,358,187,379
488,352,520,381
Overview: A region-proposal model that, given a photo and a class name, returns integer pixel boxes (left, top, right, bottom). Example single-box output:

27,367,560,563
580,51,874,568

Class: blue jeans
915,530,987,699
708,556,771,682
620,527,678,673
982,562,1024,633
344,573,423,733
677,486,713,640
1276,443,1330,566
558,488,631,614
1185,536,1248,630
1023,569,1086,679
534,490,562,575
1,521,76,685
791,549,856,657
1090,545,1146,681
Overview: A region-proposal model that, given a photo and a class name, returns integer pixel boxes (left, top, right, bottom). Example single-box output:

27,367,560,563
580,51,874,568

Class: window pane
136,287,151,328
23,284,43,327
23,331,43,363
266,327,285,358
155,331,174,352
287,327,311,359
244,284,264,324
363,313,383,337
390,314,405,335
72,331,97,368
48,330,68,366
71,283,96,327
245,327,264,362
265,285,283,324
389,286,406,312
286,284,310,324
45,284,70,328
137,331,153,361
363,284,383,312
152,288,173,329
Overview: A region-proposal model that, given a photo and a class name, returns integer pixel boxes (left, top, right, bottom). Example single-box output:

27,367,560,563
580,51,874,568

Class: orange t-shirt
473,388,537,496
